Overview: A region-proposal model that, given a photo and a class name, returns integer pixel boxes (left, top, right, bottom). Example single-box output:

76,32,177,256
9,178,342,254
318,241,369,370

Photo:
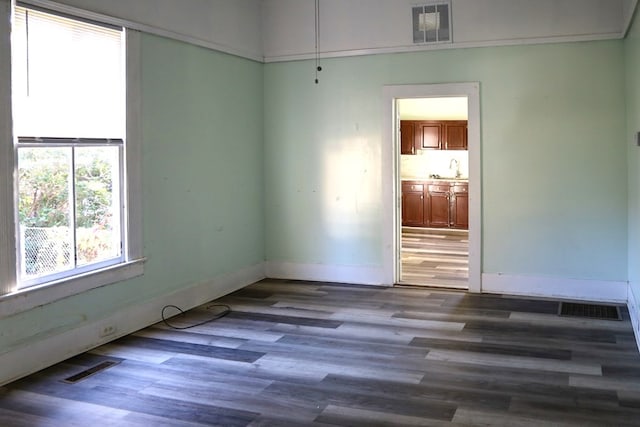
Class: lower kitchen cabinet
450,184,468,229
402,180,468,229
425,183,450,227
401,183,424,226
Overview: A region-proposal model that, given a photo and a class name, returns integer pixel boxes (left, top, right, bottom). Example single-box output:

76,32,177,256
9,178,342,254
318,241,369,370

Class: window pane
12,7,124,138
75,147,121,266
18,147,74,278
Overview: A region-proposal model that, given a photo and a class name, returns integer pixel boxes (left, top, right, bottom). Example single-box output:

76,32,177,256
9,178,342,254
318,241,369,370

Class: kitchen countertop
402,177,468,183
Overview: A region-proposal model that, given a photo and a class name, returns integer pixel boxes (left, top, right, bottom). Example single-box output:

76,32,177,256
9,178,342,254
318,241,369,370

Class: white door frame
381,83,481,293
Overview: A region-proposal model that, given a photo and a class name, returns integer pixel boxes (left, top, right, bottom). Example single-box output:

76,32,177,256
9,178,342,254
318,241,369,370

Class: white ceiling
43,0,637,63
262,0,633,62
398,97,468,120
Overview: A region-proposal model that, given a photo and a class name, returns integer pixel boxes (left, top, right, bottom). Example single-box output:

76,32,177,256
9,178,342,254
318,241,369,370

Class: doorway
398,97,469,289
381,83,481,293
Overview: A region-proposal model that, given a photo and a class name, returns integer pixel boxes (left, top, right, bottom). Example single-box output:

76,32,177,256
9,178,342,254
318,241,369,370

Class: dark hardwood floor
401,227,469,289
2,279,640,426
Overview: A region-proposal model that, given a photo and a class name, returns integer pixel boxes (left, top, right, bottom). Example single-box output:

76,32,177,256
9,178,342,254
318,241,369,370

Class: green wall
626,10,640,294
0,33,265,354
265,41,628,282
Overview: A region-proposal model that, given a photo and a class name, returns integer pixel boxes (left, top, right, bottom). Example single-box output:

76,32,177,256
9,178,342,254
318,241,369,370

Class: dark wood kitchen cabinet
400,121,416,154
444,121,467,150
400,120,467,153
401,180,468,229
401,182,424,226
450,184,468,229
417,122,442,150
425,183,450,227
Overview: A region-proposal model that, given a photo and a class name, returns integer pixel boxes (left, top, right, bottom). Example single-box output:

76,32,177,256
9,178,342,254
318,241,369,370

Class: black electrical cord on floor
161,304,231,330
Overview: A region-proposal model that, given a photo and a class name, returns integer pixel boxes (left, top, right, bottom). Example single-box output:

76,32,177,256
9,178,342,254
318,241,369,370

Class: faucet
449,158,460,178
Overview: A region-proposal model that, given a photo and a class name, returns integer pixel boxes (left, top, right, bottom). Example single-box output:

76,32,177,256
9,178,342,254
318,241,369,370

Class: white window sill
0,258,145,318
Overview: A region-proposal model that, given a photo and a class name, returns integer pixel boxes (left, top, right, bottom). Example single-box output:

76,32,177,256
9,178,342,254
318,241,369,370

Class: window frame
0,0,144,318
16,137,126,289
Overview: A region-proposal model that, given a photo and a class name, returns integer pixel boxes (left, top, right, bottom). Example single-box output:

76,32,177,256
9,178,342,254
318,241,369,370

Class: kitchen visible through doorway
397,97,469,289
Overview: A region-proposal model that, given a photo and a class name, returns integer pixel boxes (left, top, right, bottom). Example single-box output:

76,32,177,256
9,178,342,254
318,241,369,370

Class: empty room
1,0,640,425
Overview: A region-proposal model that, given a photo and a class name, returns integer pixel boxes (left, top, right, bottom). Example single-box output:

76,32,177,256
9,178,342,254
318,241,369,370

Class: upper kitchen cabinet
444,121,467,150
400,121,416,155
417,121,442,150
400,120,467,153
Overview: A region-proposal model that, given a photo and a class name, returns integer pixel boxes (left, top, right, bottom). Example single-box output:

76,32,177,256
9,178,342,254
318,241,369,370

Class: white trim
265,262,386,286
263,33,621,63
382,83,481,292
628,283,640,353
0,262,265,386
0,0,16,296
19,0,264,63
482,273,628,303
125,29,143,261
0,259,145,318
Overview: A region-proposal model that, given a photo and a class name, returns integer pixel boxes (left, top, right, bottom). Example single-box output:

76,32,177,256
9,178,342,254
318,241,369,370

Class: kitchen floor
400,226,469,289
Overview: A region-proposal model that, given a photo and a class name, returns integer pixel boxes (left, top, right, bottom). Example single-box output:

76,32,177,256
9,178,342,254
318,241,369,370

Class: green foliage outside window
18,147,118,274
18,148,114,229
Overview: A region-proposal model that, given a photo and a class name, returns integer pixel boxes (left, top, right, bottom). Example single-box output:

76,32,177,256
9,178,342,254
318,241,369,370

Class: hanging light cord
314,0,322,84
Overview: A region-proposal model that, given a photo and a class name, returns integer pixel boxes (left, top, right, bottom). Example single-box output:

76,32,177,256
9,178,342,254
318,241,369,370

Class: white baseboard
629,283,640,354
265,261,387,286
0,262,266,386
482,273,628,303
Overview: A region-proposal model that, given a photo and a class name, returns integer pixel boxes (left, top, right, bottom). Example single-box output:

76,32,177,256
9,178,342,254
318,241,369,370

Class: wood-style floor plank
401,227,469,289
1,279,640,426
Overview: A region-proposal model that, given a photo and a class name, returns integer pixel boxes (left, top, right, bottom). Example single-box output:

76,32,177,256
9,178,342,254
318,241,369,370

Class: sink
432,176,467,181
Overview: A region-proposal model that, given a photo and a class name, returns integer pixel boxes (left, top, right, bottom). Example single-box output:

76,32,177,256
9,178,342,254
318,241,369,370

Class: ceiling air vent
412,2,451,44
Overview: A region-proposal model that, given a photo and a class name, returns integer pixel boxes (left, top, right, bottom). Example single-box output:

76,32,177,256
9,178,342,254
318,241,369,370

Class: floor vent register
559,302,621,321
62,360,120,384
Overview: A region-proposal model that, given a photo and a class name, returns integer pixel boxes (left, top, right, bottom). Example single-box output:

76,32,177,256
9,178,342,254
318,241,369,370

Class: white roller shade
12,5,124,138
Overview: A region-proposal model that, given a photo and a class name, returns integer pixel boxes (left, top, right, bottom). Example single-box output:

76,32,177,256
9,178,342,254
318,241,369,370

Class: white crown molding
264,32,621,63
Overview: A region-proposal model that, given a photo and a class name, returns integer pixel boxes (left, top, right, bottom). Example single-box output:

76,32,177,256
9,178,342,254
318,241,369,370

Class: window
0,1,142,307
412,3,451,44
12,6,125,288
